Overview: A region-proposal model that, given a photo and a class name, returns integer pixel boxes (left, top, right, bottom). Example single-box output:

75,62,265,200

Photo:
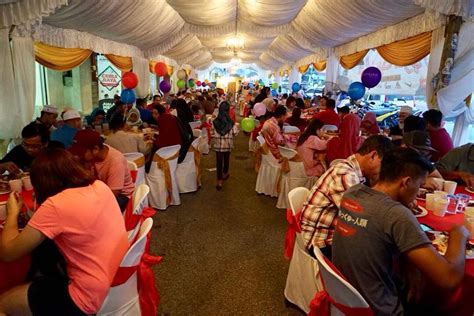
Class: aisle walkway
150,132,304,315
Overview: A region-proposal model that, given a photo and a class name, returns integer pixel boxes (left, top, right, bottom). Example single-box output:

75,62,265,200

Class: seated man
312,98,340,128
69,130,134,211
260,105,288,160
436,143,474,187
105,114,150,155
300,135,394,259
332,147,468,315
51,110,82,148
388,106,412,145
0,122,49,174
34,105,58,131
423,109,453,161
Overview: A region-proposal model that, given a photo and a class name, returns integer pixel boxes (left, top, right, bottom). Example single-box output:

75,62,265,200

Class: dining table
416,186,474,315
0,190,35,294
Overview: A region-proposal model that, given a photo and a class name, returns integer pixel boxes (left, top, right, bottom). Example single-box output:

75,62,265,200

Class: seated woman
326,113,363,163
151,104,182,150
105,114,151,155
286,107,308,132
296,119,327,177
360,112,380,136
125,107,143,128
0,148,128,315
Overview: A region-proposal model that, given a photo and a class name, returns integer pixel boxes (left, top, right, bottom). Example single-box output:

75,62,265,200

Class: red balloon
122,72,138,89
196,80,202,87
154,62,167,77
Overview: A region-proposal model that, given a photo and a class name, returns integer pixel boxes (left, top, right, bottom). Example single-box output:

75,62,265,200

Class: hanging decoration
348,82,366,100
241,117,256,132
154,62,168,77
177,69,187,80
159,80,171,93
196,80,202,87
121,89,136,104
291,82,301,92
177,79,185,89
361,67,382,88
188,79,195,87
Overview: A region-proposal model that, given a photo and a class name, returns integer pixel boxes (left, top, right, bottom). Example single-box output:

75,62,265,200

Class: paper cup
21,176,33,191
434,190,447,199
0,201,6,221
432,178,445,191
9,179,22,193
433,197,448,217
426,193,435,211
443,180,457,195
465,217,474,239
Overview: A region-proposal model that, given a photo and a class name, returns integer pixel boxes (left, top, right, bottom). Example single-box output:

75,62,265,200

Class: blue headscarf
213,101,234,136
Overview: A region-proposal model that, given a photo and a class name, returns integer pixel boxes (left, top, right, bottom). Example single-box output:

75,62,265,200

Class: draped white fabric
426,25,446,108
325,49,340,93
414,0,474,20
0,0,67,28
0,28,21,139
132,56,150,98
12,36,36,129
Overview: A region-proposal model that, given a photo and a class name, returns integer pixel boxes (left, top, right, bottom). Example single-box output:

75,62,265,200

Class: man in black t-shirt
0,123,50,174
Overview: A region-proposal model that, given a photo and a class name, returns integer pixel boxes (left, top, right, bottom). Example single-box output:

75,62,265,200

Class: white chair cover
322,124,338,132
199,127,210,154
283,125,301,133
146,145,181,210
255,137,281,197
127,184,150,242
123,152,146,187
288,187,310,214
189,121,201,130
277,147,317,209
98,218,154,316
176,137,201,193
192,129,201,138
284,234,323,313
313,247,371,315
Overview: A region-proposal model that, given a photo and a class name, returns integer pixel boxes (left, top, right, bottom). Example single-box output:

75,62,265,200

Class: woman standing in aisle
211,101,239,190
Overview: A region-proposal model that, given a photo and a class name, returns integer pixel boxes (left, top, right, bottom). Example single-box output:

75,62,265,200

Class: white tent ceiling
2,0,473,70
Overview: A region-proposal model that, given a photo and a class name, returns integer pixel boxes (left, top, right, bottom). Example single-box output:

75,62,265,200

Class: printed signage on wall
97,55,121,109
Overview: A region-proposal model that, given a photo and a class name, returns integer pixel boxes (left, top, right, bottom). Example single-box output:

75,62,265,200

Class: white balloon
177,69,186,80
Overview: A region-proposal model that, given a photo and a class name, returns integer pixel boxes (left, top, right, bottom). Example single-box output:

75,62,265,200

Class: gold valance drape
298,64,310,74
340,49,369,70
34,42,92,71
105,54,132,72
312,60,327,71
376,31,432,66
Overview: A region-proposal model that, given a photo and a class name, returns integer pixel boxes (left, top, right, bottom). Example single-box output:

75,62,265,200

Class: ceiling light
226,36,245,50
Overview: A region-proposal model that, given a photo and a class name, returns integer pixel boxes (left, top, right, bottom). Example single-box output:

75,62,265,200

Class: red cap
68,129,103,156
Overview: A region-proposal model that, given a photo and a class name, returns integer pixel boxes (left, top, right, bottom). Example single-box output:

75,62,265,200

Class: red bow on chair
308,291,373,316
284,208,302,260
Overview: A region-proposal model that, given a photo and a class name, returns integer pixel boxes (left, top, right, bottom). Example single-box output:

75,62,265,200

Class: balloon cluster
347,67,382,100
121,71,138,104
154,62,171,93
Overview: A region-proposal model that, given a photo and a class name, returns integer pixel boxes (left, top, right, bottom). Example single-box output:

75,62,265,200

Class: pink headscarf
361,112,380,135
326,113,363,162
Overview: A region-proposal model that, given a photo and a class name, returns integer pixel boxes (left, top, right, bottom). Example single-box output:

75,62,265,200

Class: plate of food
411,204,428,217
466,187,474,194
426,231,474,259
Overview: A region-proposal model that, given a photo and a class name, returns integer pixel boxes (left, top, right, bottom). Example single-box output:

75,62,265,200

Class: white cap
400,106,413,114
42,105,58,114
62,110,81,121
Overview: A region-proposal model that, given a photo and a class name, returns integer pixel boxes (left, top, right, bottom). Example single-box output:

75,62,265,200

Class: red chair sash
308,290,373,316
284,208,302,260
130,170,138,183
199,122,212,145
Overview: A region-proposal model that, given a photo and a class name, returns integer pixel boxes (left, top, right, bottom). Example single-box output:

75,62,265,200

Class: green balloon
177,79,185,89
271,82,279,89
188,79,195,87
241,117,256,132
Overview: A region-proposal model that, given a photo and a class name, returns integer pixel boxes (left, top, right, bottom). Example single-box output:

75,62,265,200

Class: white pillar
325,48,340,94
288,66,301,85
426,25,446,109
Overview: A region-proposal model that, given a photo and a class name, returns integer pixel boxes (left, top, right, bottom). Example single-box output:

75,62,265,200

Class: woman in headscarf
326,113,363,163
175,99,194,163
360,112,380,136
125,107,143,127
211,101,239,190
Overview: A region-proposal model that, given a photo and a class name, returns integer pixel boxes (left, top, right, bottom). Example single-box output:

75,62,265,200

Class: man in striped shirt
300,135,394,259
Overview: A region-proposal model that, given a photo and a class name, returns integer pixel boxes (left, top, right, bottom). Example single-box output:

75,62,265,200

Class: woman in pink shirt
296,119,328,177
0,148,128,315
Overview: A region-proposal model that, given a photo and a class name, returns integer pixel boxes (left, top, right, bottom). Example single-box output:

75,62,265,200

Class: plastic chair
312,247,372,316
146,145,181,210
123,152,146,186
322,125,338,132
283,125,301,134
127,184,150,242
98,218,154,316
284,234,323,313
276,147,317,209
176,137,201,193
255,136,281,197
288,187,310,216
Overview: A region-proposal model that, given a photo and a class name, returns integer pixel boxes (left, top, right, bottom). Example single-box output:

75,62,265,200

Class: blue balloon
121,89,136,104
291,82,301,92
271,89,277,97
248,83,254,88
347,82,366,100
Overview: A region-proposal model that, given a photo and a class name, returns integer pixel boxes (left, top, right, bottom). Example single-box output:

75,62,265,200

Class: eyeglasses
22,141,44,150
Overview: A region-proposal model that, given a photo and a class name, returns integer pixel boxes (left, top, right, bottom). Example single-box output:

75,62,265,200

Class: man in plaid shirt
300,135,393,259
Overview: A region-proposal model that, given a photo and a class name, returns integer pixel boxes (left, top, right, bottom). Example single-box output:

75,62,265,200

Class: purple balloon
361,67,382,89
159,80,171,93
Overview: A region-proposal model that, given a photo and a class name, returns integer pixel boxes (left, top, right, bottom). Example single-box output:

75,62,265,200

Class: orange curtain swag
298,64,310,74
105,54,132,72
34,42,92,71
340,49,369,70
376,31,432,66
312,60,327,71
